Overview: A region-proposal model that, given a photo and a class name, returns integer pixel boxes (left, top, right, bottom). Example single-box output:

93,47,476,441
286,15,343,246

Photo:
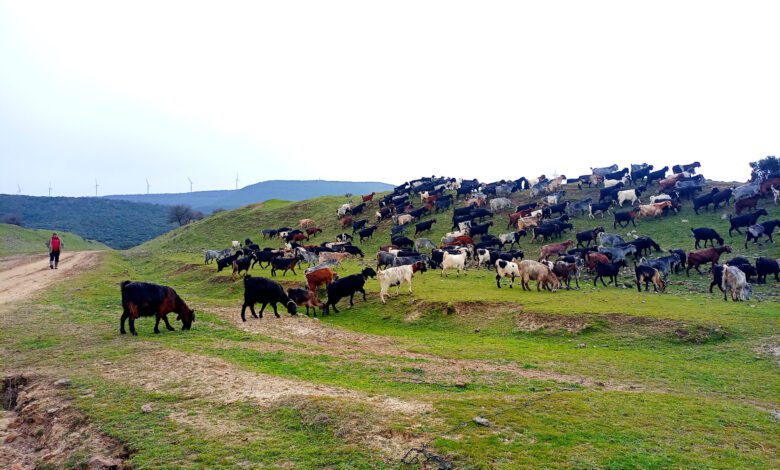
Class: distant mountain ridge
103,179,395,213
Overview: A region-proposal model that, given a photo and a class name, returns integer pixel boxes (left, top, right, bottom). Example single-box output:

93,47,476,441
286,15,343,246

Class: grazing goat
616,189,642,206
305,267,338,293
553,261,580,289
691,227,724,248
669,249,687,274
539,240,575,261
646,167,668,185
517,260,560,292
734,196,759,215
204,250,221,264
593,260,627,287
241,276,297,320
414,219,437,235
576,227,604,247
635,265,665,292
744,219,780,247
756,257,780,284
495,259,521,288
637,201,672,219
597,244,637,263
359,225,378,242
686,245,732,275
377,262,427,303
722,265,751,301
585,252,611,271
613,208,639,229
728,209,768,236
119,281,195,336
597,232,625,247
639,253,679,279
287,288,319,315
441,251,467,277
588,202,612,219
321,267,377,314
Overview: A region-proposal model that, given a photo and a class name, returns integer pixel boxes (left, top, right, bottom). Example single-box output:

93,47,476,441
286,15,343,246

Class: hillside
0,195,176,250
140,179,780,267
0,223,108,256
104,179,395,213
3,178,779,468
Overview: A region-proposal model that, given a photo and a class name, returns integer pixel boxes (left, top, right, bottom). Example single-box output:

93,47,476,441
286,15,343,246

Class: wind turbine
95,179,100,197
146,178,150,194
235,172,240,190
48,182,53,197
17,184,21,194
187,177,193,192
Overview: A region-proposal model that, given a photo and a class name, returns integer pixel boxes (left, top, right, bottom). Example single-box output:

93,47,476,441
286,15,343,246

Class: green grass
2,181,779,469
0,223,108,256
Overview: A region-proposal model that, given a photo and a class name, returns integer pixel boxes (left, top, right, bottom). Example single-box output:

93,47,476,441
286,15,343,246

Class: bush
3,213,23,226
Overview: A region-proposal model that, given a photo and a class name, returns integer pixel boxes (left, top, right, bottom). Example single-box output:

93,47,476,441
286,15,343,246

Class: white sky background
1,1,778,197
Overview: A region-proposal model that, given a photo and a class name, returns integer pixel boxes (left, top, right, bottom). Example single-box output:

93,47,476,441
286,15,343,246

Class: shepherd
46,232,63,269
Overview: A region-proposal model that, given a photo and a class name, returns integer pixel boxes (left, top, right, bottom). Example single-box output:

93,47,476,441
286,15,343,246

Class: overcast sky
1,1,778,197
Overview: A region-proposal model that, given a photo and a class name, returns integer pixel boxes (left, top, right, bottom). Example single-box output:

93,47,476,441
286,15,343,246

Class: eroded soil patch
0,374,130,469
515,312,731,343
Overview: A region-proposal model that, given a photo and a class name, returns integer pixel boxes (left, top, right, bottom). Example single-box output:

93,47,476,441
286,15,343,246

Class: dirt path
0,251,431,462
0,251,103,305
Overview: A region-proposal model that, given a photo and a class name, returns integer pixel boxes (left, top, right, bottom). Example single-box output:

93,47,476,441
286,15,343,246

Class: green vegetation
0,223,108,256
0,194,176,249
2,180,779,468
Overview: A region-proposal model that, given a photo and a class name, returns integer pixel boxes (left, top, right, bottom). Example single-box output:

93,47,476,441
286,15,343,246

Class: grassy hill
140,180,780,267
3,179,779,468
0,223,108,256
0,194,177,249
104,179,395,213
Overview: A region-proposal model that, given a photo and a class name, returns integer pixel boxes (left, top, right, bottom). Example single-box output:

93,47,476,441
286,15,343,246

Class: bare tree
168,205,200,226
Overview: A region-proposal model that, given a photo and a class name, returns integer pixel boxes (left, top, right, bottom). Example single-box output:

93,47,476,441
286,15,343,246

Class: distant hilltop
103,179,395,213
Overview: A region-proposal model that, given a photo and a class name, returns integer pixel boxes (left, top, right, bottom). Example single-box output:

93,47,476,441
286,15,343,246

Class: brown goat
686,245,732,276
735,196,759,215
539,240,575,261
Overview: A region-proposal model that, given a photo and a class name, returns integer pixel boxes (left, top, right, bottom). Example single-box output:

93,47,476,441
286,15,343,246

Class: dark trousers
50,250,60,266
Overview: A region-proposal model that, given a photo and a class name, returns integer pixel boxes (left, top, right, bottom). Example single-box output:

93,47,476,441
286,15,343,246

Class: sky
1,1,778,197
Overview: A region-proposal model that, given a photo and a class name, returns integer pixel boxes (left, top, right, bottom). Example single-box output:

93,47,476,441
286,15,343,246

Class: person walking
46,232,63,269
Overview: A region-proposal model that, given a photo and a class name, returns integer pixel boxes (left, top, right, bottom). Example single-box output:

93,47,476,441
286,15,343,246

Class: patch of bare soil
517,313,591,334
754,337,780,365
209,307,646,391
404,300,523,323
170,263,200,275
0,374,130,470
97,347,427,413
95,347,429,458
515,312,730,343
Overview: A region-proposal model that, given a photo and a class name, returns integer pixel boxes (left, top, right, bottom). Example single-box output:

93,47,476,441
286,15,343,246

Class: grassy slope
0,223,108,256
3,182,779,468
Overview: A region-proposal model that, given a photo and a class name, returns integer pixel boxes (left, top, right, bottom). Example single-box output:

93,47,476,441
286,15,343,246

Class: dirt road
0,251,103,305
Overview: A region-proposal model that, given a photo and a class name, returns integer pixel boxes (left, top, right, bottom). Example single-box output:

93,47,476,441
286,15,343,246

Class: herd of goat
198,162,780,321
